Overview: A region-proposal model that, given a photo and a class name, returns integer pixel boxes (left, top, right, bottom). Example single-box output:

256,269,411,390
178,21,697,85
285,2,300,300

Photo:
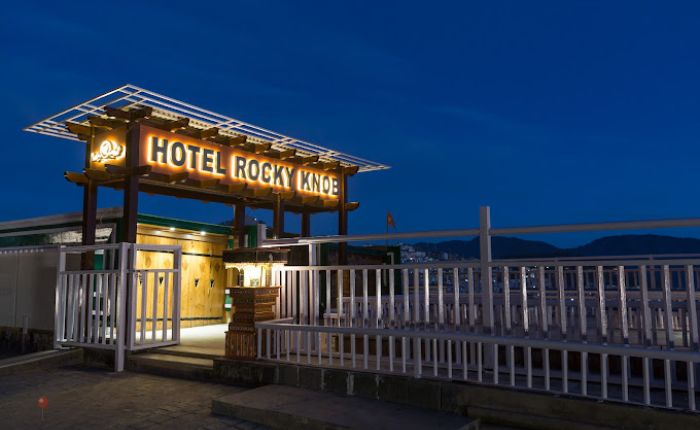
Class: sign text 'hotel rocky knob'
91,125,340,199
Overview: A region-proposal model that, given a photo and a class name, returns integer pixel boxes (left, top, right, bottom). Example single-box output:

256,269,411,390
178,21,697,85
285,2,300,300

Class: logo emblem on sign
91,140,124,163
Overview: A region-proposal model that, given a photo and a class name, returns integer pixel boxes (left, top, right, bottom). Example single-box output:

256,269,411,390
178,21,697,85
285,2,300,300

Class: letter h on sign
151,137,168,163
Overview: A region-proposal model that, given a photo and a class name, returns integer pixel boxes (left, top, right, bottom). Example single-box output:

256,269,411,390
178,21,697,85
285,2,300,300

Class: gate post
479,206,494,334
115,242,129,372
173,246,182,344
53,246,66,349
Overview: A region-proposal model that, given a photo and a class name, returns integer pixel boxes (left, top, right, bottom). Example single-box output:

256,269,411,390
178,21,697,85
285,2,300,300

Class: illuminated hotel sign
137,126,339,199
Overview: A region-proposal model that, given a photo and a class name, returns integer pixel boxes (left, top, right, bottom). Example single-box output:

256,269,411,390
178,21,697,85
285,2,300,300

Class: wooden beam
103,106,130,120
323,200,339,209
66,122,92,139
227,182,247,193
227,135,247,145
65,171,89,185
288,155,319,165
264,149,296,160
252,188,273,198
132,165,152,176
104,106,153,122
343,166,360,176
192,178,221,188
83,168,113,182
166,171,189,184
319,161,340,171
242,142,272,154
346,201,360,211
104,164,152,176
279,191,296,200
300,195,321,205
200,127,220,139
88,116,125,129
123,179,342,214
166,117,190,131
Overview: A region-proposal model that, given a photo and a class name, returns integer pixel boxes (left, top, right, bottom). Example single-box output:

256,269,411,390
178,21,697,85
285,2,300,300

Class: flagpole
385,213,389,249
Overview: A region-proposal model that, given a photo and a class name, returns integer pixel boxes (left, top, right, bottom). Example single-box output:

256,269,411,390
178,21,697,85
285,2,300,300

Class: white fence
127,244,182,351
273,258,700,348
256,319,699,411
54,243,181,371
259,207,700,413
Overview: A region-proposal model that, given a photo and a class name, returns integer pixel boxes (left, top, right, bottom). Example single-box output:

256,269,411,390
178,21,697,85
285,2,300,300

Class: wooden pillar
234,203,246,248
338,173,348,265
273,193,285,239
122,124,140,243
80,130,98,269
301,211,311,237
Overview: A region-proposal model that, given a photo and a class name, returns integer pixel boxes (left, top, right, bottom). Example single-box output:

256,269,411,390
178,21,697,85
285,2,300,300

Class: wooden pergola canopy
62,106,362,213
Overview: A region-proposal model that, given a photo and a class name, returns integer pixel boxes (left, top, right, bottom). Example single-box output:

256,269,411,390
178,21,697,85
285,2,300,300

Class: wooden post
273,193,285,239
122,124,140,243
234,203,246,248
81,132,97,269
301,211,311,237
338,173,348,265
121,124,141,350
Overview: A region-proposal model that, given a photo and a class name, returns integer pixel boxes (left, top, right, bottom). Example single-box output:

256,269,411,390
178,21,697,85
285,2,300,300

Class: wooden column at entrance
272,193,285,239
81,135,97,269
301,211,311,237
122,125,140,243
338,172,348,265
234,203,246,248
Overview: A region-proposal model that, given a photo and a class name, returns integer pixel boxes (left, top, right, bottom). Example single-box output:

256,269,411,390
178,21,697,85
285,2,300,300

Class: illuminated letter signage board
137,126,339,199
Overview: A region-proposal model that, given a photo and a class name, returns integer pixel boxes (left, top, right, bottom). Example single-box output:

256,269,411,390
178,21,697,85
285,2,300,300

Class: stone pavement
0,366,269,430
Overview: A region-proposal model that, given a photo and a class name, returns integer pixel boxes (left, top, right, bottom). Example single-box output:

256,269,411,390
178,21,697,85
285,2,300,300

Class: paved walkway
0,366,268,430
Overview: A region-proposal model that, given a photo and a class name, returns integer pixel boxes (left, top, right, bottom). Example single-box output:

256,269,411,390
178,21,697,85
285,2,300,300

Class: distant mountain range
410,234,700,260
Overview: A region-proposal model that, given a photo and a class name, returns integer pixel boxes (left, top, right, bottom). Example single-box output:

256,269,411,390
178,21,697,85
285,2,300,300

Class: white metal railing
272,259,700,350
54,243,181,371
256,320,700,411
127,244,182,351
54,243,128,370
259,207,700,413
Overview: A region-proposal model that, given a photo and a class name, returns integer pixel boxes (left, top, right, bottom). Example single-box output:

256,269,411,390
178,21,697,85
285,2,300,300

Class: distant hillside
410,234,700,260
569,234,700,256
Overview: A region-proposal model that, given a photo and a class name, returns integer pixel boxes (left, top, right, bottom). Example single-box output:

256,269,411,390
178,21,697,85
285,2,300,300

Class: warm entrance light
225,261,285,288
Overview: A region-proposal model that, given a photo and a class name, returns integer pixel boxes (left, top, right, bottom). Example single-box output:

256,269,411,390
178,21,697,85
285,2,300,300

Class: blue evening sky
2,1,700,246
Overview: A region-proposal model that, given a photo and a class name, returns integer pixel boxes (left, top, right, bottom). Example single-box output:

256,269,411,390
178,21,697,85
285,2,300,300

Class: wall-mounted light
200,231,207,236
169,226,176,232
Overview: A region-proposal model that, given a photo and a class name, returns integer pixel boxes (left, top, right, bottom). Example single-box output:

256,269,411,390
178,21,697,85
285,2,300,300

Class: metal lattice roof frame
24,84,390,173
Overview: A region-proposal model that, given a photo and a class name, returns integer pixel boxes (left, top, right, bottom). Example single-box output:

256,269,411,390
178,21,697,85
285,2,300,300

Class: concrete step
150,345,223,360
128,352,214,380
0,348,83,376
212,385,479,430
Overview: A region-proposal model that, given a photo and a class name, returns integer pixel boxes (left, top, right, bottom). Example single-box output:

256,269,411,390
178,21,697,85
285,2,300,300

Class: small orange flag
386,212,396,229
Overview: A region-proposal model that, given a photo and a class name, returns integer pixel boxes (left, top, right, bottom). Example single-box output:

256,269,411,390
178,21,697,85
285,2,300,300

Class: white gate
54,243,182,371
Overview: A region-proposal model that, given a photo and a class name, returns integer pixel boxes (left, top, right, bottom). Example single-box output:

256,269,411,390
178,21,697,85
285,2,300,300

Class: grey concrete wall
213,359,700,430
0,248,60,331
